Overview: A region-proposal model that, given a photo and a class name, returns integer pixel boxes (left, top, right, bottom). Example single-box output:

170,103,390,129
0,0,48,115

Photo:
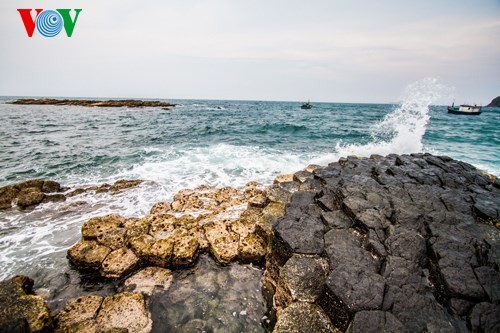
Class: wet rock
16,188,45,208
122,267,172,296
101,247,139,279
42,180,61,193
273,302,336,333
13,179,45,191
0,275,51,333
95,292,152,333
67,240,112,270
54,295,103,332
149,202,171,215
0,186,18,209
108,179,144,194
42,194,66,203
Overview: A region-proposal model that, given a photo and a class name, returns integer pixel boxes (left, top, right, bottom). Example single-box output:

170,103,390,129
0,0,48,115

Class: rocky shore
0,179,144,210
0,153,499,332
10,99,176,109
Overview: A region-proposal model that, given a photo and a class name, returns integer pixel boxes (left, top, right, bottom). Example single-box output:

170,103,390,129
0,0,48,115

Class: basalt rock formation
266,153,499,333
67,183,274,279
0,179,144,210
1,154,499,333
10,99,176,108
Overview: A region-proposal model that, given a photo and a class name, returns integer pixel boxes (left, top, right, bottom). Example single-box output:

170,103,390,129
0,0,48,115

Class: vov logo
18,9,82,37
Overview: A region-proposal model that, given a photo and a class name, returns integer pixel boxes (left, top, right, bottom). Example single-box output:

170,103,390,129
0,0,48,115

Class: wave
336,78,452,157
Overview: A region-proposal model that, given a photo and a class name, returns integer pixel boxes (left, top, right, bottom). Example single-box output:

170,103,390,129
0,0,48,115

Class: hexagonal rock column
67,183,274,279
265,154,500,333
55,292,152,333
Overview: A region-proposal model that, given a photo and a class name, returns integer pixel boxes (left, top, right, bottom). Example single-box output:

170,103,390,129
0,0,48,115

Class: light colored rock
204,221,240,264
55,295,103,330
273,174,294,184
123,218,150,240
96,228,127,250
67,240,111,270
238,233,267,263
148,238,174,267
101,247,139,279
122,267,173,296
81,214,125,240
170,229,200,266
263,202,286,218
95,292,152,333
150,201,172,215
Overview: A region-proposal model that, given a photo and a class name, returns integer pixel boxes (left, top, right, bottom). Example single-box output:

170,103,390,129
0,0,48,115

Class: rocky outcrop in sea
10,99,176,109
0,153,499,332
0,179,144,210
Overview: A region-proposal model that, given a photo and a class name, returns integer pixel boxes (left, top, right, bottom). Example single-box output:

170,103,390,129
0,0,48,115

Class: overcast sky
1,1,499,103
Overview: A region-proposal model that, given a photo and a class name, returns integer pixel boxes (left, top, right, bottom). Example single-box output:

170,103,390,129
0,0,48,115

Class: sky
0,1,499,103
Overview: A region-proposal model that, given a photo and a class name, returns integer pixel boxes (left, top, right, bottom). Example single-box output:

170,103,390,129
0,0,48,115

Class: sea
0,78,498,330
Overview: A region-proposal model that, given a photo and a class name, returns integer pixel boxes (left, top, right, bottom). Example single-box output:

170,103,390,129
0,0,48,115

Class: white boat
447,102,481,115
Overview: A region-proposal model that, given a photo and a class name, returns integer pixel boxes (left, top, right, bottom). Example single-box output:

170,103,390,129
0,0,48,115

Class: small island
10,98,176,108
486,96,500,108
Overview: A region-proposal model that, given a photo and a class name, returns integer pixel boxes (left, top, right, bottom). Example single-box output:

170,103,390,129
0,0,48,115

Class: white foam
336,78,452,158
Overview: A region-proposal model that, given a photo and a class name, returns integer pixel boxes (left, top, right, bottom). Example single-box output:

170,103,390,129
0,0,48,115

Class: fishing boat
447,102,481,115
301,100,313,109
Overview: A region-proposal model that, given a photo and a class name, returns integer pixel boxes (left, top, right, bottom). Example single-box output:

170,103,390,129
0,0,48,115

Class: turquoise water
0,81,498,330
0,97,498,191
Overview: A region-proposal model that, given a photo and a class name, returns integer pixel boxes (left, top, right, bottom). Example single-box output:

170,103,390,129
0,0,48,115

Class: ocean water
0,79,498,328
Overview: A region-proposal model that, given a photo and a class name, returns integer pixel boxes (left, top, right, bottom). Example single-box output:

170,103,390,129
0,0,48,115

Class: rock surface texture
267,154,499,333
0,179,144,210
2,153,499,333
67,183,273,279
0,275,52,332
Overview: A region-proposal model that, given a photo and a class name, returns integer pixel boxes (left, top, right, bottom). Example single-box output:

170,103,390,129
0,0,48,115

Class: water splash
336,78,452,157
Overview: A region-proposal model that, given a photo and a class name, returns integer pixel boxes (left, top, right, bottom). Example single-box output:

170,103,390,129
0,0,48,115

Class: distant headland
10,98,176,108
486,96,500,107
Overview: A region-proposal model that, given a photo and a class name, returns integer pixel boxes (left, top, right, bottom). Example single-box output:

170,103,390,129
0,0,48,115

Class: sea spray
336,78,452,157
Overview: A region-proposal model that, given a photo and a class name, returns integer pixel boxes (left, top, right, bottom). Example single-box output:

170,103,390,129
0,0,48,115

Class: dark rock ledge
0,179,144,210
1,153,499,332
10,99,176,109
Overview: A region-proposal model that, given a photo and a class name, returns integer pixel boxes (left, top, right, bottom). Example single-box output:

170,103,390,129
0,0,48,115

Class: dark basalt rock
347,311,409,333
265,154,500,333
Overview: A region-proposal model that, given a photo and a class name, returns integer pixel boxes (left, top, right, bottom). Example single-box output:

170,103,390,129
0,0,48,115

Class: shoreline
0,153,499,332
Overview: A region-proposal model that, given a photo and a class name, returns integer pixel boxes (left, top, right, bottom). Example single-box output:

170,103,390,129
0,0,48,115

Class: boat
447,102,482,115
301,100,313,109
